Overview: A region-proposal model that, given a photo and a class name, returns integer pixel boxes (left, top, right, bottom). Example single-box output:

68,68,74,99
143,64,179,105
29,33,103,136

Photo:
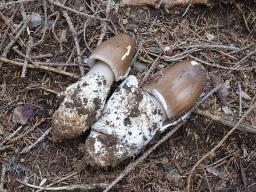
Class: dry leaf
13,105,36,125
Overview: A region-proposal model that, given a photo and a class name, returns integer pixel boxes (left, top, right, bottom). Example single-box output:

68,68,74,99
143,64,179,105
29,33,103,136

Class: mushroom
51,34,136,141
85,60,206,166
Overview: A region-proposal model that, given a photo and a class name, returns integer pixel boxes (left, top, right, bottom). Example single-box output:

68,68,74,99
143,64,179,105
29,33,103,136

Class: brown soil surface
0,0,255,191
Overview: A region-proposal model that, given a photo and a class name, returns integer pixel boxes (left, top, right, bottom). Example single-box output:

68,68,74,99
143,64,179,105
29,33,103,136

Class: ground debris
12,105,36,125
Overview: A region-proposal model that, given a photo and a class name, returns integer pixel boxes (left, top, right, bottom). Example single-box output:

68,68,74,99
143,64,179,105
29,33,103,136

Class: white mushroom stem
88,60,115,86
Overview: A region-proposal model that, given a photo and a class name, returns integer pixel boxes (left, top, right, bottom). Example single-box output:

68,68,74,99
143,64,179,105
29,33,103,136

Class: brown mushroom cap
144,60,206,119
87,34,136,81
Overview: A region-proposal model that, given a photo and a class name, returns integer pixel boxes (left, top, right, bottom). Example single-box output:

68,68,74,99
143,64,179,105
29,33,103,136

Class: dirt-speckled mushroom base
51,73,110,141
85,75,166,167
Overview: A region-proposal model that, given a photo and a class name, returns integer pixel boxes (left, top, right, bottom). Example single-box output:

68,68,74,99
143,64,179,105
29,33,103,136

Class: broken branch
121,0,208,7
0,57,80,78
194,110,256,134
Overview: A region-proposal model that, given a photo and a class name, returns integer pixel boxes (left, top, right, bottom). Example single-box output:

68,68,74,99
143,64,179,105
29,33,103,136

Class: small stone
158,64,165,69
122,18,128,24
206,32,215,41
240,90,252,101
222,106,233,115
133,61,146,72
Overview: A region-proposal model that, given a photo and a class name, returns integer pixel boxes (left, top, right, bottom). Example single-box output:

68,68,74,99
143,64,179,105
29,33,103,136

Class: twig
193,85,222,109
12,48,79,66
121,0,208,7
0,22,27,67
19,1,31,78
97,0,112,46
0,21,11,52
31,53,53,59
182,0,192,17
20,127,52,154
183,44,240,51
8,125,23,139
104,123,184,192
0,164,7,192
0,0,34,8
21,35,33,77
49,11,63,53
62,10,84,75
0,120,46,151
234,49,256,66
240,160,249,192
140,53,161,86
36,172,77,192
32,0,47,47
0,10,25,48
238,82,242,116
189,55,256,71
16,179,108,191
235,3,251,33
187,97,256,191
194,110,256,134
0,57,80,78
48,0,109,21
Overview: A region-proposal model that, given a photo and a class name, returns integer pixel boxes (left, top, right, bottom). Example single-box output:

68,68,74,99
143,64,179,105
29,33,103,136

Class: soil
0,0,256,191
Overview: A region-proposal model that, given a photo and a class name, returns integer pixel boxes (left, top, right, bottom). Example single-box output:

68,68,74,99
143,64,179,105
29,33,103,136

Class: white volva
86,75,166,166
52,73,110,140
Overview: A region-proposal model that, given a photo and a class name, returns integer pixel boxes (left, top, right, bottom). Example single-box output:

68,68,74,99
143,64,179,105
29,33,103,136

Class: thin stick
194,110,256,134
187,97,256,191
21,35,33,77
0,10,25,48
62,10,84,75
48,0,109,21
104,123,184,192
238,82,242,116
0,0,34,8
121,0,208,7
97,0,112,46
0,164,6,192
140,53,161,86
16,179,108,191
32,0,47,47
0,22,11,52
12,48,80,66
0,23,27,67
37,172,77,192
7,119,46,144
0,57,80,78
189,55,256,71
0,120,46,151
31,53,53,59
8,125,23,139
20,127,52,154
